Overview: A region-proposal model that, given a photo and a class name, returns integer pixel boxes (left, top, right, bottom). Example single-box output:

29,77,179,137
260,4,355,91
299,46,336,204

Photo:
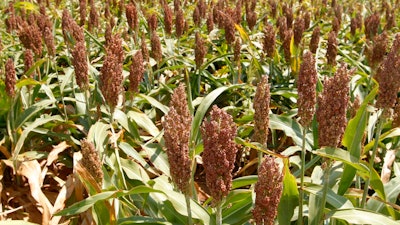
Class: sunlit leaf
278,158,299,225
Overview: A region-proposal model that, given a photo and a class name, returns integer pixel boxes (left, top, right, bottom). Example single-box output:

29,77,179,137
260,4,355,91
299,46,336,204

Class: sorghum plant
100,34,124,110
201,105,238,225
162,84,192,195
317,65,350,148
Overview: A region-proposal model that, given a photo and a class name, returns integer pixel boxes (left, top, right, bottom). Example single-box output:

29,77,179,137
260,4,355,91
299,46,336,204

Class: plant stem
216,201,223,225
318,159,332,224
185,195,193,225
298,127,307,225
361,115,384,208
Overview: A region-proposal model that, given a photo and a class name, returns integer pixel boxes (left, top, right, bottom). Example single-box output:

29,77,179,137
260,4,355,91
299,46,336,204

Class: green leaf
223,189,253,225
118,216,172,225
137,93,169,115
13,115,63,159
119,142,157,175
55,186,162,216
141,143,170,176
14,99,56,130
88,121,110,154
15,78,42,89
150,175,212,224
329,209,399,225
114,109,140,139
315,148,386,200
191,84,243,145
232,175,258,189
127,111,160,137
367,176,400,218
269,114,312,149
304,184,354,209
339,86,377,195
278,158,299,225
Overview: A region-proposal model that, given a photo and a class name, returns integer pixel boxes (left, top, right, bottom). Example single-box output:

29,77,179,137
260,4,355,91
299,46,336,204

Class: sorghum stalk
361,115,384,208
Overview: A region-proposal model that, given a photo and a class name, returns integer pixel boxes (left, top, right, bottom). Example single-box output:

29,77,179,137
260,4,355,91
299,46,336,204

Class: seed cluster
162,84,192,195
201,105,238,203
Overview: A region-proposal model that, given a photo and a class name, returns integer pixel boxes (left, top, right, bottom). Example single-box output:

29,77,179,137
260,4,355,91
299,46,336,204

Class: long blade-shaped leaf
278,158,299,225
191,84,243,145
339,86,377,195
330,208,399,225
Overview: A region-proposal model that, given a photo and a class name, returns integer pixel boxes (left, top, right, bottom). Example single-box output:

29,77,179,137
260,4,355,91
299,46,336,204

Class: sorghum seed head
201,105,238,204
283,4,293,29
207,11,214,33
148,13,158,33
163,3,173,35
72,40,89,90
364,12,380,40
100,34,124,109
129,50,144,93
176,9,185,37
298,51,317,127
195,32,207,69
18,19,43,56
303,11,310,29
24,49,34,78
293,17,305,46
141,34,149,63
367,31,389,70
245,0,257,30
223,13,236,45
234,38,241,63
252,156,283,225
283,29,293,63
125,2,138,31
234,0,242,24
80,139,103,185
252,75,270,145
43,27,55,56
150,32,162,63
79,0,87,26
5,58,16,97
193,5,201,27
317,64,350,148
268,0,277,19
88,0,99,31
332,16,340,34
309,26,320,54
277,16,287,42
162,84,192,194
326,30,338,66
376,34,400,110
263,22,275,58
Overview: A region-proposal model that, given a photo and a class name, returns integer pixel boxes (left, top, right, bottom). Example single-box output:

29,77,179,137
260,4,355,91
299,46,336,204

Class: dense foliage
1,0,400,224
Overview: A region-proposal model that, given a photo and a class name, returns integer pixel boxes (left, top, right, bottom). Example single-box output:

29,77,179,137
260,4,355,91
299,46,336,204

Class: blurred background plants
0,0,400,224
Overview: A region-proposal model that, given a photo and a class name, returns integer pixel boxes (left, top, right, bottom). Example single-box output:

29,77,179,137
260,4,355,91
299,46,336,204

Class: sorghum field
1,0,400,224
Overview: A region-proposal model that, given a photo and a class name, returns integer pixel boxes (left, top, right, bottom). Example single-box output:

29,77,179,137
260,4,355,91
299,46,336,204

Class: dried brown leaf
46,141,70,166
18,160,53,225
